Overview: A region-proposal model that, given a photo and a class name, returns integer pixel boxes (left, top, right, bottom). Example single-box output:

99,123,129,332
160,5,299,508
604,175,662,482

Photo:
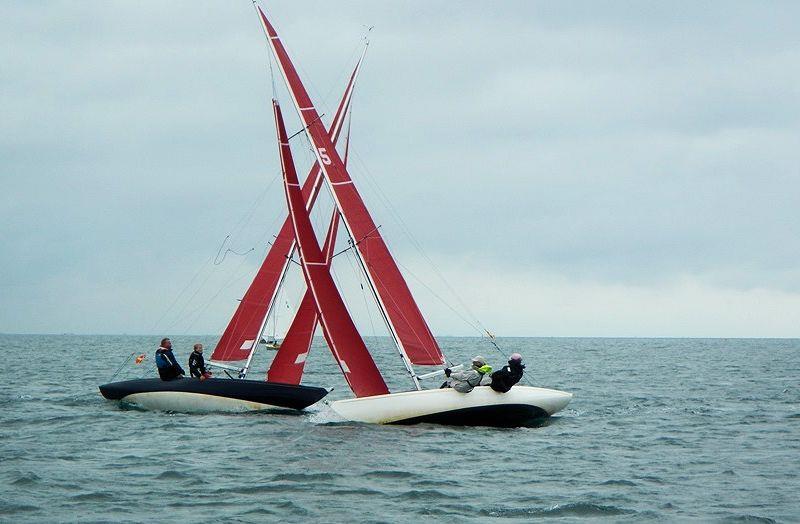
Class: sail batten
274,100,388,397
257,6,445,367
210,52,366,363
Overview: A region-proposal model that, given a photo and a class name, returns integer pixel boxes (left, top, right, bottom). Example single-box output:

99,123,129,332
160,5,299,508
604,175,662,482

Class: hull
99,378,328,413
329,386,572,427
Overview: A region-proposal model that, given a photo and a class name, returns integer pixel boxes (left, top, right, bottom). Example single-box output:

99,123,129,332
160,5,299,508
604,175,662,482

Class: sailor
188,343,212,380
444,356,492,393
155,338,185,380
489,353,525,393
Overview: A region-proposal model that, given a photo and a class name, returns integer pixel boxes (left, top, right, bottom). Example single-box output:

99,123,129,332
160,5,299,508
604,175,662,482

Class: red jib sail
257,7,445,366
210,52,366,362
274,100,388,397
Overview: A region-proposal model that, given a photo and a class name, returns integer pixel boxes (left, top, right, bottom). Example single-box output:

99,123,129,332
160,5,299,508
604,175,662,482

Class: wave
482,502,636,518
364,470,415,479
271,472,339,483
723,515,778,523
10,471,42,486
394,489,452,501
599,479,637,486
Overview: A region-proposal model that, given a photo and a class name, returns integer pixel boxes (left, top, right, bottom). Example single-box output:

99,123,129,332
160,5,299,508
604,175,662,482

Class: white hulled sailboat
256,5,572,427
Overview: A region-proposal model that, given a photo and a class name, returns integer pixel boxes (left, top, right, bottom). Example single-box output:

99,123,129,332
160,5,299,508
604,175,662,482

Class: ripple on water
723,516,779,523
394,489,452,501
10,471,42,486
363,470,415,480
599,479,637,487
69,492,117,503
271,472,339,483
482,502,637,518
0,501,41,515
154,469,193,480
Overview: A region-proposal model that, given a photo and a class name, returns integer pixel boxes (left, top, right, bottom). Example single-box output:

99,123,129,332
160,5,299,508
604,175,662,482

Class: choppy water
1,335,798,523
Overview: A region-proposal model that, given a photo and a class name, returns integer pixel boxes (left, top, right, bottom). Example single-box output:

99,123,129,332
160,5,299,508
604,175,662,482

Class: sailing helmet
472,356,487,368
509,353,523,362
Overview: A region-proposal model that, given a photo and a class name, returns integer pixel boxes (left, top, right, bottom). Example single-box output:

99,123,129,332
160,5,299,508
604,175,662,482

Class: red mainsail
210,52,366,362
257,7,444,366
266,209,339,384
274,100,388,397
267,119,353,384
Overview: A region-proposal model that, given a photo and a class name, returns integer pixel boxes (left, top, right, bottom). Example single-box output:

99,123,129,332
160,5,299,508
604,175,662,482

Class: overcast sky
1,1,798,337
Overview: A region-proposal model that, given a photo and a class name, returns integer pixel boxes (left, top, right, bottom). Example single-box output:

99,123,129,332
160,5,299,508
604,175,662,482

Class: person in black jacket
489,353,525,393
155,338,185,380
188,343,211,379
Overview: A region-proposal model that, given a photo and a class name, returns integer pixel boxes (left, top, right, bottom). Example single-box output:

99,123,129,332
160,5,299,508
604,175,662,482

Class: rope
107,352,135,383
355,151,486,329
213,235,255,265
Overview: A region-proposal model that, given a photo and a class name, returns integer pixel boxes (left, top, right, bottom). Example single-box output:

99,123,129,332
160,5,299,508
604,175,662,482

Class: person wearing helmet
489,353,525,393
444,356,493,393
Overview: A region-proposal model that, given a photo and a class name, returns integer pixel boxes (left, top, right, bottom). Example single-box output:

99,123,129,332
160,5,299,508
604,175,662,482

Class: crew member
490,353,525,393
155,338,184,381
189,343,212,379
444,356,492,393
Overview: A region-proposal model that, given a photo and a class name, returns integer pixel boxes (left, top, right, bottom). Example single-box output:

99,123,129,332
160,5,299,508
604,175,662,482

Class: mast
274,100,389,397
210,48,368,367
255,6,445,381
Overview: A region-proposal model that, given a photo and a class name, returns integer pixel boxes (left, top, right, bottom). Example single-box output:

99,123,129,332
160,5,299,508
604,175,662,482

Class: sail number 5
318,148,332,165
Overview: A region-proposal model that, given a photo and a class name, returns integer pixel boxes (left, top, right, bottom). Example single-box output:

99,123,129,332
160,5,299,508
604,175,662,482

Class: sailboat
98,42,369,414
256,5,572,427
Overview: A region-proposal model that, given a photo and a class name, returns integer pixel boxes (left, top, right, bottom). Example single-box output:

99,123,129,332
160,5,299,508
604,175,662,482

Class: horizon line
1,332,798,340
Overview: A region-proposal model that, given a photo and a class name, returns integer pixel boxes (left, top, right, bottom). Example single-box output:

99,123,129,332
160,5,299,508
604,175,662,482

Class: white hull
329,386,572,426
122,391,283,413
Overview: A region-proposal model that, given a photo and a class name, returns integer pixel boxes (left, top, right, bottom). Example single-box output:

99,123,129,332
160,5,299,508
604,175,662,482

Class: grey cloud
1,1,798,335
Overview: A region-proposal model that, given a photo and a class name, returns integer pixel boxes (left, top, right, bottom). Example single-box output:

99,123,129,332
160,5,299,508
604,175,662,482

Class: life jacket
155,349,171,369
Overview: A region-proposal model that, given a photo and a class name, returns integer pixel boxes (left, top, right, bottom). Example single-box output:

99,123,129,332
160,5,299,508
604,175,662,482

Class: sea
1,335,797,523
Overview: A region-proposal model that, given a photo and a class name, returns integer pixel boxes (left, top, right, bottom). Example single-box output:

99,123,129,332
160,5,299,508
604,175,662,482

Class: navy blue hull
99,378,328,411
390,403,550,428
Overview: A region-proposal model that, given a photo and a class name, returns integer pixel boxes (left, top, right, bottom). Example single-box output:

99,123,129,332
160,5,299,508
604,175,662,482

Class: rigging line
394,258,485,336
329,261,356,329
151,172,277,334
149,255,213,334
227,174,278,241
165,244,253,334
253,0,279,101
271,19,336,123
365,260,446,365
161,262,220,333
108,352,135,383
349,148,490,333
330,224,382,258
214,246,256,266
288,113,325,141
343,242,378,339
394,257,511,365
181,254,254,335
319,27,371,110
338,208,441,365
